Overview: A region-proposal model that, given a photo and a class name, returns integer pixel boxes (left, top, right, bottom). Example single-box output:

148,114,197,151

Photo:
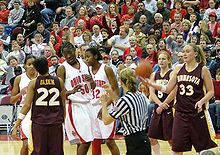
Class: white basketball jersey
19,73,31,106
62,58,93,102
90,64,109,105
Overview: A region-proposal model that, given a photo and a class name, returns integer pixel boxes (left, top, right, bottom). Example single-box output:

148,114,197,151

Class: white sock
152,143,161,155
171,150,175,155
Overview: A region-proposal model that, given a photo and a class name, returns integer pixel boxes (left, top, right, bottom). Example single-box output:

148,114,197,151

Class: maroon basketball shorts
29,123,64,155
172,111,218,152
148,106,173,140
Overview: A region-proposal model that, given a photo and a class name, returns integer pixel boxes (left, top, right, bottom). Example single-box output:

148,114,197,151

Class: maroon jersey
155,70,172,104
176,63,205,113
31,75,64,125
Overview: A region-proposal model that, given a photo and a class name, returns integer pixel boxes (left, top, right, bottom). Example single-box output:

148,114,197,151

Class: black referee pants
125,131,151,155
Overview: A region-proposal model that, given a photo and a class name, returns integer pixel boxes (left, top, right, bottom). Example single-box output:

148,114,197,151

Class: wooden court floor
0,135,219,155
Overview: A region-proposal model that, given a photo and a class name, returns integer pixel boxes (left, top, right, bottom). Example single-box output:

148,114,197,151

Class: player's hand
11,125,19,139
100,94,109,107
84,74,93,82
139,77,150,86
97,108,102,120
156,106,163,114
195,101,203,113
72,85,83,94
160,102,169,110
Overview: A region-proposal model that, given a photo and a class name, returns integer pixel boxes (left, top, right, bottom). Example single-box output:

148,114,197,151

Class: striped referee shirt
110,91,148,136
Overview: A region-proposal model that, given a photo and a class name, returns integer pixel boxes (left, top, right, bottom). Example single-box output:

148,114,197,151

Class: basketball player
57,42,96,155
10,55,38,155
100,68,151,155
144,44,218,154
148,51,175,155
12,56,66,155
84,47,120,155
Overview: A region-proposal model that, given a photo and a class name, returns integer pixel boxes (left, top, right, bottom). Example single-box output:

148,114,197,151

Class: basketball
135,60,152,78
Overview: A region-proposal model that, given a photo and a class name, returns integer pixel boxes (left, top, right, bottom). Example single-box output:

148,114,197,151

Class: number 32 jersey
90,63,108,105
176,63,205,113
31,75,64,125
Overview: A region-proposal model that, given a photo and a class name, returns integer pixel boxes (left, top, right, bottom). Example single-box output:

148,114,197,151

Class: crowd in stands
0,0,220,132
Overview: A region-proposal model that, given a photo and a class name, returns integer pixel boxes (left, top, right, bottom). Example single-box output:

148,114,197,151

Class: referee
100,68,151,155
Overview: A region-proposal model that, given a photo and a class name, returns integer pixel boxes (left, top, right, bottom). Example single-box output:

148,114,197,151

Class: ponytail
120,68,137,93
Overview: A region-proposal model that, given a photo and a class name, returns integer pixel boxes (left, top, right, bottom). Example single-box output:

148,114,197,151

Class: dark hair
33,56,48,75
24,55,36,65
61,42,76,54
85,47,102,61
8,56,18,63
50,55,59,59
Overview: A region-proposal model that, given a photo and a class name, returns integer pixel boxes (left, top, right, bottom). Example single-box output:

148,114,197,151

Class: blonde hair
189,43,206,65
157,50,172,68
120,68,137,93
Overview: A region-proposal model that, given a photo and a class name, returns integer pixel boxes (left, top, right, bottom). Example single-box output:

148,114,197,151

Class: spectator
32,22,50,43
139,14,152,36
208,12,220,39
123,36,143,60
30,33,46,57
170,13,183,33
0,25,10,46
203,0,219,21
156,0,170,22
90,5,104,28
152,13,163,33
121,0,137,16
170,0,187,23
39,0,59,27
131,23,146,48
107,25,130,57
110,49,123,68
6,40,25,64
8,0,25,30
60,6,76,28
93,0,108,12
91,25,103,46
22,0,40,37
132,2,153,25
70,0,96,18
161,21,171,39
0,1,9,24
8,0,25,10
145,44,157,67
16,33,25,49
48,34,61,56
142,0,157,15
0,40,8,61
74,6,90,29
50,22,63,39
49,55,60,76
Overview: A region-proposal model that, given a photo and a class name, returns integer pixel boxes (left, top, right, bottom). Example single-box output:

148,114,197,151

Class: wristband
18,113,25,120
160,85,166,93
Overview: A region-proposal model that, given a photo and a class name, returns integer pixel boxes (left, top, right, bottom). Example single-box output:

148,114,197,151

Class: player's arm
100,94,116,125
147,64,182,94
195,66,214,112
10,76,21,105
149,72,163,106
11,79,35,138
105,65,119,104
59,77,66,119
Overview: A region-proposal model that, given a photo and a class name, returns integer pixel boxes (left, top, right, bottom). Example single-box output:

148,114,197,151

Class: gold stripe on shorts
28,122,33,155
204,110,218,144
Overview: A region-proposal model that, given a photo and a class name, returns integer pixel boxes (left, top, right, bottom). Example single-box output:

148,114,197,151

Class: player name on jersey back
40,79,55,85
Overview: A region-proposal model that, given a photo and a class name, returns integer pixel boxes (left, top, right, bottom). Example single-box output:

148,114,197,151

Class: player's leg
77,142,91,155
20,139,28,155
106,139,120,155
150,138,160,155
48,124,64,155
31,123,48,155
92,139,102,155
